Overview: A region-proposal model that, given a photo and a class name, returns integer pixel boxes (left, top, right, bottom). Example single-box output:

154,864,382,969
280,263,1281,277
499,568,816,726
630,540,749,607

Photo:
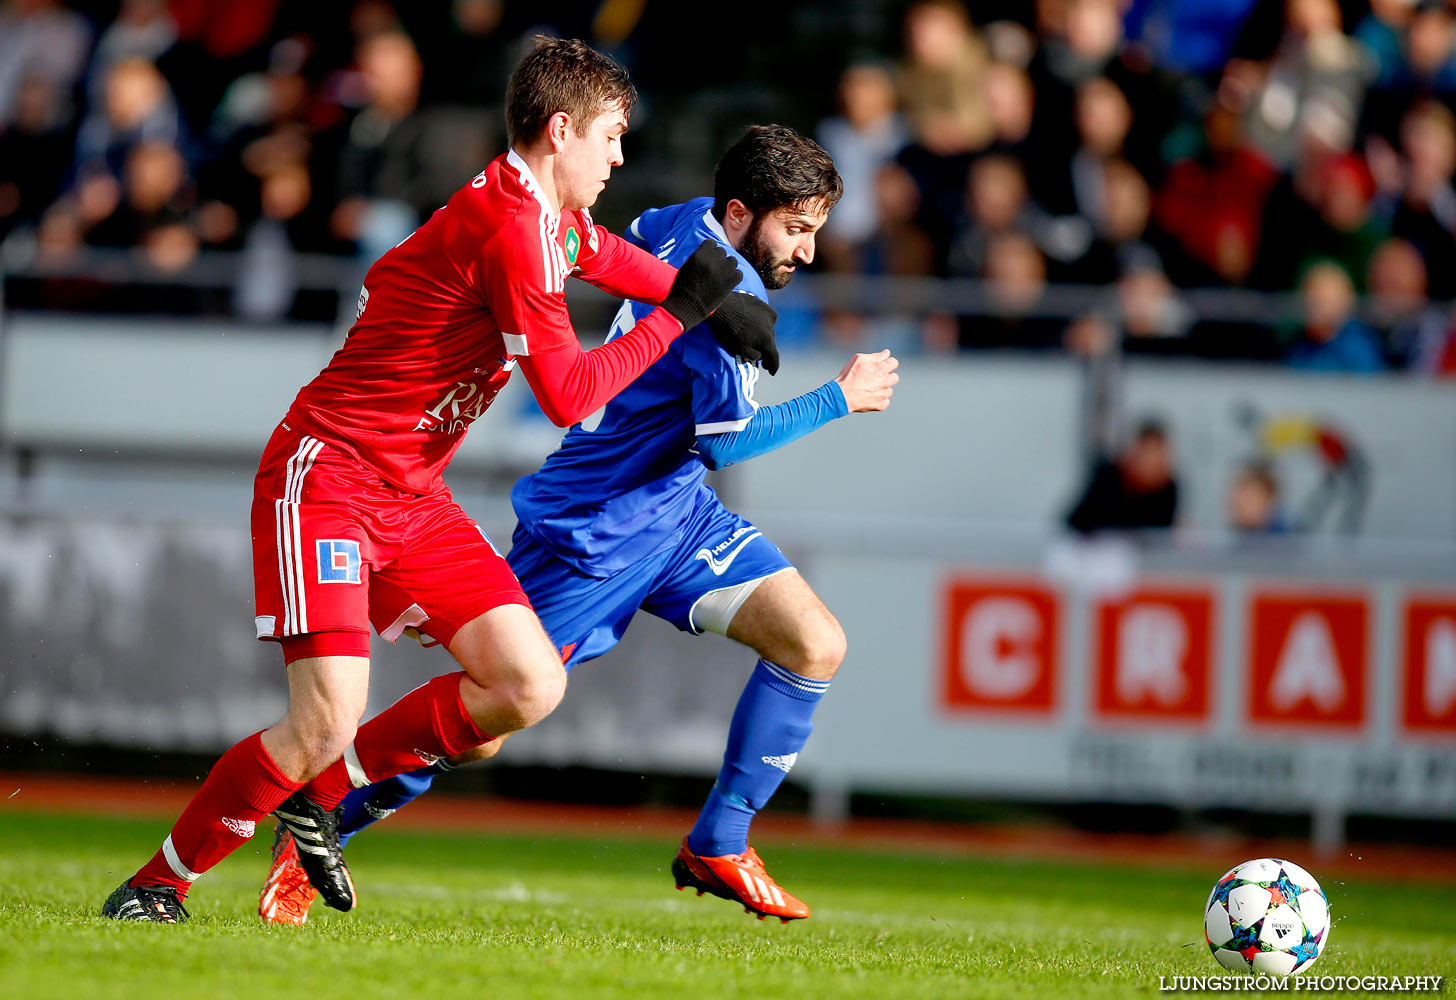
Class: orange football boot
671,836,810,922
259,826,318,925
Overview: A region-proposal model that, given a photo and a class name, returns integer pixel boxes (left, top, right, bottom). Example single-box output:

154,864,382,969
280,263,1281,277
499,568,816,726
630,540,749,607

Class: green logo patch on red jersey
564,226,580,265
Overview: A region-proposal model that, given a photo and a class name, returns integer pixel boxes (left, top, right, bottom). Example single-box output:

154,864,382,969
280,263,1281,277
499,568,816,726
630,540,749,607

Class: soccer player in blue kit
260,125,899,924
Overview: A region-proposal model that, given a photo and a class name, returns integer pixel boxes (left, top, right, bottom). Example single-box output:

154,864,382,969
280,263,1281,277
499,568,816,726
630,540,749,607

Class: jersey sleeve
682,326,760,435
571,211,676,305
623,208,662,249
481,216,686,427
694,381,849,470
479,215,580,358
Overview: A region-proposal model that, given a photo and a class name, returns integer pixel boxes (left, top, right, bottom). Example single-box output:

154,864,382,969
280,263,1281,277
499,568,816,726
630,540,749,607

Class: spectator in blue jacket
1287,261,1388,373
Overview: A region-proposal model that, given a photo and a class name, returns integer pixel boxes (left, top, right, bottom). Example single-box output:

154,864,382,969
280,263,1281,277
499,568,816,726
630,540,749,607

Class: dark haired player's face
557,103,628,210
740,204,829,290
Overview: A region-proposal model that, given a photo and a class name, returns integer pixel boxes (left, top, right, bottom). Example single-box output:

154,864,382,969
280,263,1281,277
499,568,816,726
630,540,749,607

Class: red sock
302,672,490,810
132,731,300,896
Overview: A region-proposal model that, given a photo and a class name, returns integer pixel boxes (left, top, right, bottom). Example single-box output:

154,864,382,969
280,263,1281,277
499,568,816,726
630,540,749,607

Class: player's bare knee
448,741,500,766
776,614,846,681
520,662,568,723
497,662,567,732
807,616,848,680
288,714,357,777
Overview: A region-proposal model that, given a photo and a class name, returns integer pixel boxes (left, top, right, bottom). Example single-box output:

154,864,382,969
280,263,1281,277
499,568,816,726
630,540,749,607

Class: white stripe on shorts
275,438,307,633
276,435,324,635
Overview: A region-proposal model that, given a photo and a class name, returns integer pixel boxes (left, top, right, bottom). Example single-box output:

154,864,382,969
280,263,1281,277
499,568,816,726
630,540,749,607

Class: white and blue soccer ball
1203,857,1331,977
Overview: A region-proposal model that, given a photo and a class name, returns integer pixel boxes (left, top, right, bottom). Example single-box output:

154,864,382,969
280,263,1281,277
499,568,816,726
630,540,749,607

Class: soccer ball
1203,857,1331,977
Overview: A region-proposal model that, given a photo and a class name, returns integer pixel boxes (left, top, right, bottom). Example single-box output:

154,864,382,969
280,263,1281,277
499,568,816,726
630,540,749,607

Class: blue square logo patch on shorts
317,539,362,583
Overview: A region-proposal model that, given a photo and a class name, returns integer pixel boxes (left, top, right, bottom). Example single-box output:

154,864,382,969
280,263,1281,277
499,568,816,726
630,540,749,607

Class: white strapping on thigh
689,567,794,636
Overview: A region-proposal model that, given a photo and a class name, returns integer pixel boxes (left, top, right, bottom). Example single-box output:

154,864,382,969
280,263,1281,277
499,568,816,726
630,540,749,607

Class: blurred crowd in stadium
2,0,1456,373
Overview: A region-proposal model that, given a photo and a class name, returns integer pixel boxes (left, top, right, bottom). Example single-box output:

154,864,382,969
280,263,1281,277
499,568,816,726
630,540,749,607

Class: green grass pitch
0,810,1451,999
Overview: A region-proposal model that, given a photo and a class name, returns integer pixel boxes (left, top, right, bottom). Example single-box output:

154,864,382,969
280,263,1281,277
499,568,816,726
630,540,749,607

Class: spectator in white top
0,0,92,129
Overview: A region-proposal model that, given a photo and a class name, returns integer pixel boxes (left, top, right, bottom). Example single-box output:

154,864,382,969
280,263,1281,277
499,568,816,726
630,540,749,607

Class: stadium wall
5,316,1455,535
1,318,1454,844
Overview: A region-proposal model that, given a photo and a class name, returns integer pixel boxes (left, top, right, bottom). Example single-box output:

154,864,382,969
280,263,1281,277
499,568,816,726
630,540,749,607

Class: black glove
660,239,741,332
706,290,780,375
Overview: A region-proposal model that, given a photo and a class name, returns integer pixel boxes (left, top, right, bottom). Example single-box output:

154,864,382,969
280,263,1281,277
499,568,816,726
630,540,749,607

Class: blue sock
687,659,829,857
337,759,452,847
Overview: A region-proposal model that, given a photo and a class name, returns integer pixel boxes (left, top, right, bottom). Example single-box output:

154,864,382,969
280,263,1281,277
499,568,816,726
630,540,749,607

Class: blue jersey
511,197,765,576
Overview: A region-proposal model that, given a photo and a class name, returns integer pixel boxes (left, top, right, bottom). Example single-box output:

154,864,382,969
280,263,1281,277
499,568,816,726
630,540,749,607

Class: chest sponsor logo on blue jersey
317,539,362,584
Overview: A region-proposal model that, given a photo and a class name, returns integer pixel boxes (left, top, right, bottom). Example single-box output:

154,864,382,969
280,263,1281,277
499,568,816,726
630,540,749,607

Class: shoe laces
736,847,770,877
136,884,190,922
316,802,342,837
277,863,317,906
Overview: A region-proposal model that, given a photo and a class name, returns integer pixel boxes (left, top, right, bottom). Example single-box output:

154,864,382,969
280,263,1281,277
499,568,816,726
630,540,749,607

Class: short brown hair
712,125,843,220
1238,460,1278,498
506,36,638,147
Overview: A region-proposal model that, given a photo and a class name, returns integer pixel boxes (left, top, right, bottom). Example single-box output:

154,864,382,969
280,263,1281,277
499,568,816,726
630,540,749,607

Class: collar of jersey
506,148,558,219
700,208,729,244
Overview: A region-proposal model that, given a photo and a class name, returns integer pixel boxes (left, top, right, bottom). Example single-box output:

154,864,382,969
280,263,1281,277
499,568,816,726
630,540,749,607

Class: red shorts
250,422,530,658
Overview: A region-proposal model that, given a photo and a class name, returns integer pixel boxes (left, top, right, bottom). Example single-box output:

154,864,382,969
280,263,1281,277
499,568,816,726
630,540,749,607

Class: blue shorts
507,494,793,670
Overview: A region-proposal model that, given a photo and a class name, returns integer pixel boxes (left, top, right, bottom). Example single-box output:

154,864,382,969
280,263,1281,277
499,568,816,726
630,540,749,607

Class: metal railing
1,244,1419,331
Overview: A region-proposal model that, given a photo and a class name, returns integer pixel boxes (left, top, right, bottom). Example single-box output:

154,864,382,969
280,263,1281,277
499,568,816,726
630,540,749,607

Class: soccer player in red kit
102,37,769,923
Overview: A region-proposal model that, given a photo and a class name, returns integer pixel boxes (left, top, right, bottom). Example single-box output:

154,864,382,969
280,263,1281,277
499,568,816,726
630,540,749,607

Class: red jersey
284,149,680,495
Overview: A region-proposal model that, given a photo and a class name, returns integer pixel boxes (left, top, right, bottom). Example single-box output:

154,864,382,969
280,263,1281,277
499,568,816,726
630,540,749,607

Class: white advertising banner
801,550,1456,827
